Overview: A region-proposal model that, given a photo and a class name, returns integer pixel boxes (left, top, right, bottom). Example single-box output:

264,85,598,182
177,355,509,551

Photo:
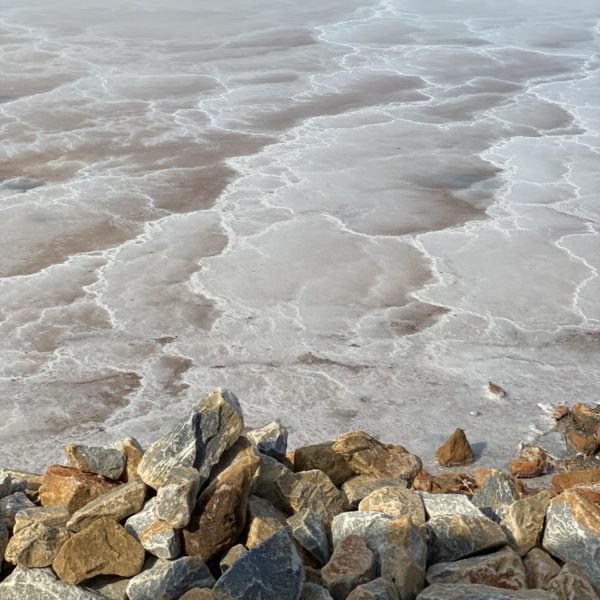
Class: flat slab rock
0,566,106,599
419,492,483,519
416,583,557,599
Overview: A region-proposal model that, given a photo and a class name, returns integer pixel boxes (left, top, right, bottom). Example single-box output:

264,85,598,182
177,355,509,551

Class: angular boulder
5,522,70,567
522,548,560,590
547,561,600,600
14,505,69,533
359,486,426,526
213,528,304,600
288,509,331,566
321,535,376,600
420,492,482,519
542,489,600,587
247,420,288,460
341,476,408,511
52,517,145,585
332,511,392,561
293,442,355,487
65,444,125,480
184,447,260,560
126,556,215,600
155,466,199,529
121,437,144,482
137,388,244,490
0,491,35,528
66,480,147,531
435,428,475,467
245,495,288,549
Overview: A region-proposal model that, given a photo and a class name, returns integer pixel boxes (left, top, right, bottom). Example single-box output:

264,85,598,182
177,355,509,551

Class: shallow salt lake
0,0,599,471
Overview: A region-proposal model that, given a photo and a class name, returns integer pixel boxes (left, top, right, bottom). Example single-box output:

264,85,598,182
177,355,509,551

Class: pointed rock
523,548,561,590
288,509,331,566
435,429,475,467
65,444,125,480
359,486,426,526
137,388,244,490
247,420,288,460
213,528,304,600
154,466,199,529
126,556,215,600
66,480,147,531
52,517,145,585
5,522,70,567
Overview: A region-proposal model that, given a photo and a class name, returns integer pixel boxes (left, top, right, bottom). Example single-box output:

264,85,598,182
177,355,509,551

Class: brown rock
412,471,477,495
573,483,600,505
523,548,561,590
552,468,600,492
341,476,408,511
552,405,569,420
121,437,144,482
358,486,426,526
321,535,377,600
567,430,599,456
245,496,288,549
183,447,260,561
5,522,70,567
294,442,355,486
13,505,69,534
435,429,475,468
39,465,118,514
510,459,546,479
220,544,247,573
332,432,422,482
548,562,600,600
52,517,145,585
275,469,344,528
572,403,600,435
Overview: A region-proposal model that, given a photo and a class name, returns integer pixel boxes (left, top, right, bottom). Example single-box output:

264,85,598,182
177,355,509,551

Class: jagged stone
294,442,355,486
39,465,118,514
522,548,561,590
412,471,476,495
359,486,425,526
0,468,43,496
5,522,70,567
137,388,244,490
427,513,507,564
0,472,12,498
14,505,69,533
125,498,181,559
184,447,260,561
543,489,600,587
572,402,600,434
426,546,527,590
121,437,144,482
415,583,556,599
65,444,125,480
332,511,392,561
154,466,199,529
547,561,600,600
66,480,147,531
288,509,331,566
347,578,399,600
380,515,427,600
321,535,376,600
220,544,247,573
0,522,8,562
213,528,304,600
472,469,520,522
420,492,482,518
332,432,422,482
275,469,344,527
341,476,408,510
254,452,293,503
246,495,288,548
500,490,552,556
435,429,475,467
567,430,599,455
0,567,106,599
126,556,215,600
0,491,35,528
247,420,288,459
301,582,334,599
552,468,600,492
52,517,145,585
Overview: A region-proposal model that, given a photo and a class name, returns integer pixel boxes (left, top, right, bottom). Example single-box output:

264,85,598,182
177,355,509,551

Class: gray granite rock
288,509,331,566
0,566,106,599
542,490,600,588
154,466,199,529
14,506,70,534
247,420,288,460
213,528,304,600
427,513,507,564
522,549,560,590
547,561,600,600
419,492,482,519
471,470,520,523
0,491,35,528
301,582,334,600
253,453,293,503
347,578,399,600
127,556,215,600
426,546,527,590
321,535,376,600
66,480,147,532
416,583,556,599
332,511,392,561
341,476,408,511
0,472,12,498
65,444,125,480
125,498,181,559
137,388,244,490
84,575,130,600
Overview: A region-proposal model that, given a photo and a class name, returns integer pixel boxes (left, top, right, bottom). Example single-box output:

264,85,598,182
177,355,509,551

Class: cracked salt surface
0,0,599,471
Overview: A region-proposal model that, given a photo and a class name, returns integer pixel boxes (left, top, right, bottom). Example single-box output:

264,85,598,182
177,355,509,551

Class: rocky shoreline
1,389,599,599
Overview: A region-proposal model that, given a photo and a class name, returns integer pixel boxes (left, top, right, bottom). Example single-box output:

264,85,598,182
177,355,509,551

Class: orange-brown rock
435,429,475,467
39,465,119,514
552,468,600,493
572,403,600,435
121,437,144,482
567,431,599,456
573,484,600,506
552,405,569,420
511,458,546,479
293,442,354,487
52,517,144,585
183,447,260,561
412,471,477,495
